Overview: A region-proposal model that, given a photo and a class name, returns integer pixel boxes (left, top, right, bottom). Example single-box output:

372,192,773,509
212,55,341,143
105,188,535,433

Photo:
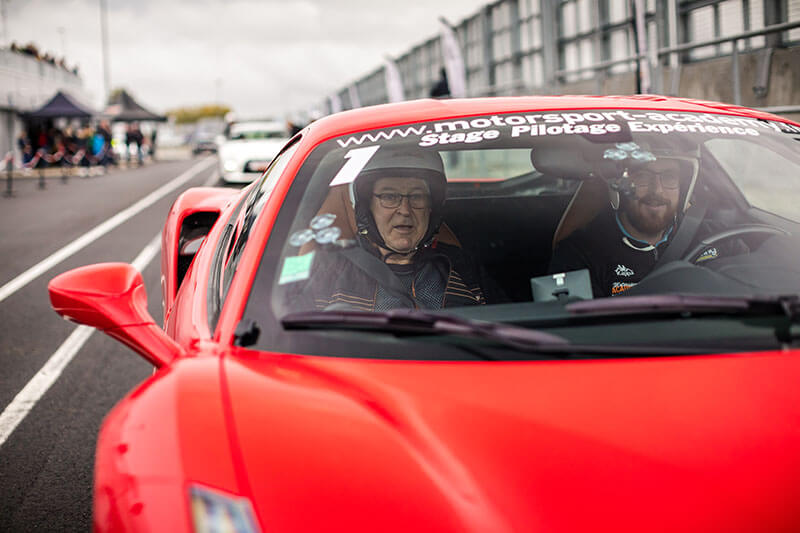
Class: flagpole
99,0,111,103
439,16,467,98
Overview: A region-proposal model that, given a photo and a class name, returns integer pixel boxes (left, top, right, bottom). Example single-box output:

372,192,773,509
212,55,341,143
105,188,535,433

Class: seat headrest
551,179,609,250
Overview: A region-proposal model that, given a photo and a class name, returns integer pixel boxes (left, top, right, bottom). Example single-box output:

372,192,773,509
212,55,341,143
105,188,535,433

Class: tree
166,104,232,124
108,87,126,103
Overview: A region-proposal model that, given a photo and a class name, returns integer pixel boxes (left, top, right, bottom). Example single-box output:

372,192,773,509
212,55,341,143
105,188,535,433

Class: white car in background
217,120,290,184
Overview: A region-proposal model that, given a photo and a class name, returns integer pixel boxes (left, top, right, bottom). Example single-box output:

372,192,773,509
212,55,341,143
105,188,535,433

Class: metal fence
320,0,800,114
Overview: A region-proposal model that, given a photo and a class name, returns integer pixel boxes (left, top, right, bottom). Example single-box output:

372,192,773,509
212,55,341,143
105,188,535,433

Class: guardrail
659,20,800,106
1,147,143,198
530,20,800,108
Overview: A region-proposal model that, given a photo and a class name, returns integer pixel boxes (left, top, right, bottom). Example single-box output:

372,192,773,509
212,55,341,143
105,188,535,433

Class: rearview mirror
48,263,183,367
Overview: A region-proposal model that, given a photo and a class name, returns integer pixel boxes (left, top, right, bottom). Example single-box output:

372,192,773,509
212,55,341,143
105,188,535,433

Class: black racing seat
551,178,609,250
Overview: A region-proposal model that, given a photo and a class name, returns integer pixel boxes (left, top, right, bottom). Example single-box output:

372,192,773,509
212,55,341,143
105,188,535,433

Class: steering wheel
682,224,791,262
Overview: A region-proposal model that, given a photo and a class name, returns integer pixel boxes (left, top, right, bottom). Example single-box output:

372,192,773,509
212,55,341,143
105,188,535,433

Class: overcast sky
5,0,488,119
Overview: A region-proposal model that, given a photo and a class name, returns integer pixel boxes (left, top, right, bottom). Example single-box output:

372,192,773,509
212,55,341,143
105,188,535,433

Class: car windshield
229,123,286,140
242,109,800,359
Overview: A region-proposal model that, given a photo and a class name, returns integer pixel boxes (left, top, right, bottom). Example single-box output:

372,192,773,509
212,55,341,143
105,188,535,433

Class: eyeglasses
630,170,681,190
373,192,431,209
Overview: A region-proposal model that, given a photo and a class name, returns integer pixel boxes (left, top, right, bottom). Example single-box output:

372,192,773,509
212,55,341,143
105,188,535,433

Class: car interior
284,131,800,309
301,171,581,304
442,185,576,302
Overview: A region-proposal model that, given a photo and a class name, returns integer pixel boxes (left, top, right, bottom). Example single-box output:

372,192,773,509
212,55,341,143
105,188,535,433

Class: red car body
49,97,800,532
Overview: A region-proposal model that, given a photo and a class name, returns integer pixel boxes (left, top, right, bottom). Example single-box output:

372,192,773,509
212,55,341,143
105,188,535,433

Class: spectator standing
96,120,114,167
430,68,450,98
125,123,134,163
91,127,106,167
131,122,144,165
17,132,34,167
76,125,93,174
35,127,50,153
149,129,158,160
63,126,77,155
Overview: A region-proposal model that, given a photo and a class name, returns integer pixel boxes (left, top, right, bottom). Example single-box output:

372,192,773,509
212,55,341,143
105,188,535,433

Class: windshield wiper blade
281,309,569,354
567,293,800,317
281,309,727,358
567,294,800,343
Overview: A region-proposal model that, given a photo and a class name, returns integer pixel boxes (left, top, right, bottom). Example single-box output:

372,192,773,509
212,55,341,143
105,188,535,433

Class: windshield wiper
567,293,798,316
280,309,712,358
282,309,569,358
567,293,800,342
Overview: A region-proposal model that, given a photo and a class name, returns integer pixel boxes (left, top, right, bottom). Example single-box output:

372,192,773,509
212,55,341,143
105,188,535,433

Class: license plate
247,161,270,172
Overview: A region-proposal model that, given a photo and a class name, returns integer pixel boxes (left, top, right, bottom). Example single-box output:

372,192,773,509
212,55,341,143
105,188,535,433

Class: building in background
0,44,92,162
319,0,800,122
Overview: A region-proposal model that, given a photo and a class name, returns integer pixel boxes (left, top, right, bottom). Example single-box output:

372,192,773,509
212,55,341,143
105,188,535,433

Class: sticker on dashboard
279,251,315,285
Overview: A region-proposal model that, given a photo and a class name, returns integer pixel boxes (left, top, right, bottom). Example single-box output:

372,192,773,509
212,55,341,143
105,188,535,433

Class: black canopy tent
17,92,99,186
104,89,166,122
24,90,97,120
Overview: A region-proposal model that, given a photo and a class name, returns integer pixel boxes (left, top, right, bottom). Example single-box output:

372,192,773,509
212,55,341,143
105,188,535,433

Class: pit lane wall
317,0,800,124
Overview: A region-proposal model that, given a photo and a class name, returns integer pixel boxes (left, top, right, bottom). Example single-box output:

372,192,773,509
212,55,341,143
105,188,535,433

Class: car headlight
189,484,261,533
223,160,238,172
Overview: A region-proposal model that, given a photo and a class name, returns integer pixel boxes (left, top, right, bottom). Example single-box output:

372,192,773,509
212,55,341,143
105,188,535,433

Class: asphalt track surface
0,157,225,531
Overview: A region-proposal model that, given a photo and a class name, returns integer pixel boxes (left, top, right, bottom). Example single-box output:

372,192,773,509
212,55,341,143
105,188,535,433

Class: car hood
222,349,800,532
218,139,286,160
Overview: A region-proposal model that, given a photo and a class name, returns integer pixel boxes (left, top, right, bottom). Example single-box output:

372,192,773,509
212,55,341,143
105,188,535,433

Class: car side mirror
48,263,183,368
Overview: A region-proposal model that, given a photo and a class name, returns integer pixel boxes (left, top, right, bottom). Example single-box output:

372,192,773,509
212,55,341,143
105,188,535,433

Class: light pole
0,0,8,48
99,0,111,103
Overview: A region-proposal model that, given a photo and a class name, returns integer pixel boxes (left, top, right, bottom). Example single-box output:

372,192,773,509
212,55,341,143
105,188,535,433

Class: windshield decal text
336,126,429,148
426,111,771,144
334,111,790,150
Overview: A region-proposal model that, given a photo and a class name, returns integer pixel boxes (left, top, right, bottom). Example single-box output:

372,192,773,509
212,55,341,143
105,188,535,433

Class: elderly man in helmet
295,148,485,311
549,144,742,298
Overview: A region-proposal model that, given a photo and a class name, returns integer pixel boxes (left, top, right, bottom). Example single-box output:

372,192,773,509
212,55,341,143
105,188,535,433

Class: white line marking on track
0,157,215,304
203,167,220,187
130,232,163,273
0,231,162,448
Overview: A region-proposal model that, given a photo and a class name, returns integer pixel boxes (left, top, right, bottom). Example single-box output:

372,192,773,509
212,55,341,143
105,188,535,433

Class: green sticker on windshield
279,251,315,285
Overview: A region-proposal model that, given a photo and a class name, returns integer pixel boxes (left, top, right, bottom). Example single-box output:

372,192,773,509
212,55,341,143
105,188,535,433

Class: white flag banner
633,0,651,94
439,17,467,98
329,93,343,114
383,57,405,103
348,85,361,109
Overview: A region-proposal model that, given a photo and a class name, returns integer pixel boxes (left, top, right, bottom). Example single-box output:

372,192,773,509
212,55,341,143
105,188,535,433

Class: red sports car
50,96,800,532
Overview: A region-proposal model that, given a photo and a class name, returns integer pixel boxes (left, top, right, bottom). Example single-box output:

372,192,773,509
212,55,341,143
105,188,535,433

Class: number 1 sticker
329,146,380,187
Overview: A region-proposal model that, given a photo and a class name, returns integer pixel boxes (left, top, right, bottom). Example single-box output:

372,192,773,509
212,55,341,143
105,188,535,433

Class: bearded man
549,155,716,297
